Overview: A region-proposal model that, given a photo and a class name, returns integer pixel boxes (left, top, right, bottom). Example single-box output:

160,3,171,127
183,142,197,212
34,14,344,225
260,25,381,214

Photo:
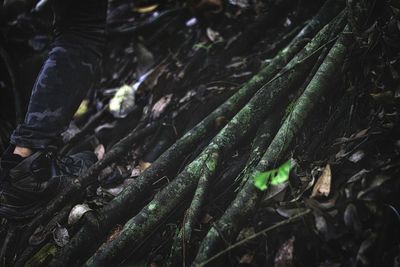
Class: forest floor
0,0,399,266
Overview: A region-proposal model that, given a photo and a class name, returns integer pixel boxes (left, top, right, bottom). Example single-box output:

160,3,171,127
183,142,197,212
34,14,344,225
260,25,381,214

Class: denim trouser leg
10,46,101,149
9,0,106,150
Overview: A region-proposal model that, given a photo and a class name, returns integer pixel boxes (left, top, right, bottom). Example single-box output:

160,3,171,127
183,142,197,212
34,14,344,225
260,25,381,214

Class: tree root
21,2,347,266
16,122,159,264
168,108,283,266
193,25,351,267
50,10,332,264
84,11,348,267
15,203,74,267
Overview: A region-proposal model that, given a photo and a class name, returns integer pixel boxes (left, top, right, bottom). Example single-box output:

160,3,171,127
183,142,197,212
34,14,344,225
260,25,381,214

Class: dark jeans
10,0,107,150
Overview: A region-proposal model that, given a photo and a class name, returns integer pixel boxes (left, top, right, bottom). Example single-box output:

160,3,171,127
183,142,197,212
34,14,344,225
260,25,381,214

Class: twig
197,209,311,266
60,104,110,156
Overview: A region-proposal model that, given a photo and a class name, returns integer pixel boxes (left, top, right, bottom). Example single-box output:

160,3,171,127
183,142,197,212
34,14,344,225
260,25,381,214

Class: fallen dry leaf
200,213,213,224
311,164,332,198
29,225,47,246
206,27,221,42
131,160,152,177
354,128,369,138
215,116,228,129
347,169,370,183
133,4,159,13
130,168,141,177
94,144,105,161
348,150,365,163
239,253,254,264
68,204,93,225
151,94,173,119
53,225,69,247
109,84,136,118
136,64,167,94
106,225,123,243
138,160,152,171
74,99,89,118
275,237,295,267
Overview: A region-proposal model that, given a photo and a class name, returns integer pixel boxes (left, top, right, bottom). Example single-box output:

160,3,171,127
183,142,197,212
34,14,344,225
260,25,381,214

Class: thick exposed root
84,10,347,267
11,1,348,266
50,9,340,265
193,25,351,267
18,122,159,264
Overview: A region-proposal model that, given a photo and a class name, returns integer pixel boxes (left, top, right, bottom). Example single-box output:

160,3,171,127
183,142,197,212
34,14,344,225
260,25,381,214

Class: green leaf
254,172,270,191
253,160,292,191
271,160,291,185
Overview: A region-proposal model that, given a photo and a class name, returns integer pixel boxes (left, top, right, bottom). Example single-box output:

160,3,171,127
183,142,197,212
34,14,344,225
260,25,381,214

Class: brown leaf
133,4,159,13
29,225,47,246
74,99,89,118
206,27,221,42
151,94,173,119
348,150,365,163
53,225,69,247
311,164,332,198
354,128,369,138
68,204,93,225
131,161,152,177
347,169,370,183
137,64,167,94
200,213,213,224
130,168,141,177
94,144,105,161
239,253,254,264
274,237,295,267
109,85,136,118
106,225,123,243
139,160,152,171
214,116,228,129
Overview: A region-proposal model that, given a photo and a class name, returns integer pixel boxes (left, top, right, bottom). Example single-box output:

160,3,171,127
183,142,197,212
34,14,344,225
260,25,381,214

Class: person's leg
0,0,107,220
10,0,107,155
10,44,101,153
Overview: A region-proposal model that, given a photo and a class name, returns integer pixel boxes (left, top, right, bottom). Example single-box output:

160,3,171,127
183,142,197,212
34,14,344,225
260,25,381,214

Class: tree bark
193,25,352,267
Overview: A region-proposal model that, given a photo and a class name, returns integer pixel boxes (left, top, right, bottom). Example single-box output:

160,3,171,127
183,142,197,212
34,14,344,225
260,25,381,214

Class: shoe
0,146,97,221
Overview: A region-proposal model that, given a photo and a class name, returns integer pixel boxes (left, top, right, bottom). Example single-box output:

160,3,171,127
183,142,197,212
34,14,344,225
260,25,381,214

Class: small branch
197,209,311,267
60,104,110,156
